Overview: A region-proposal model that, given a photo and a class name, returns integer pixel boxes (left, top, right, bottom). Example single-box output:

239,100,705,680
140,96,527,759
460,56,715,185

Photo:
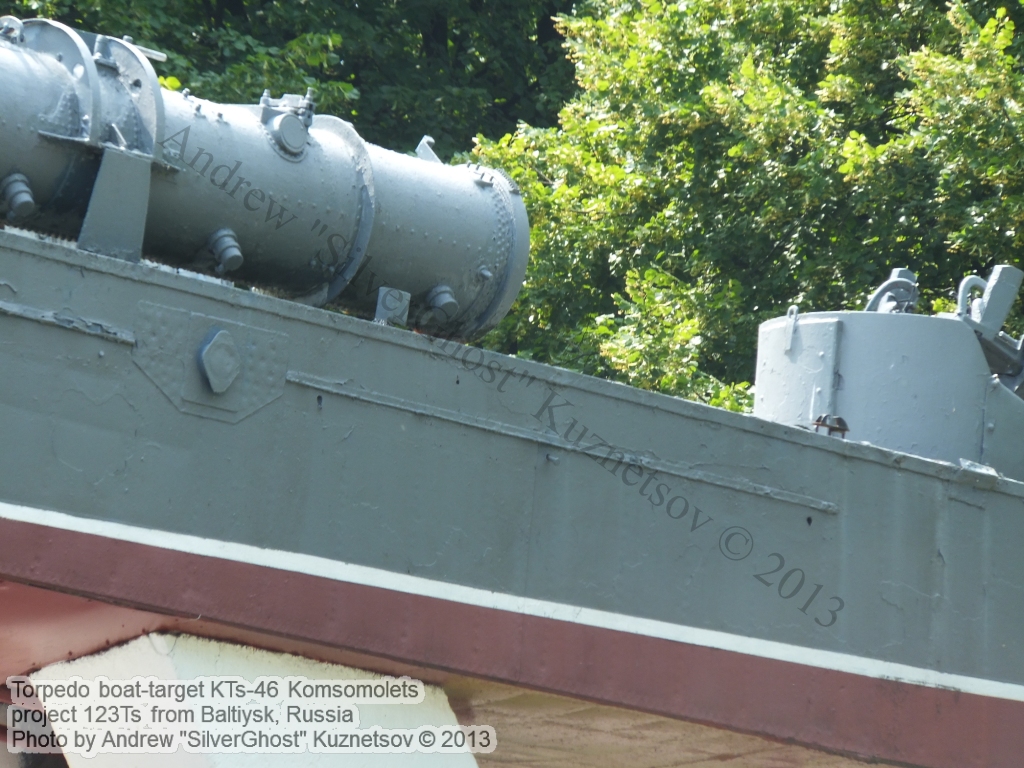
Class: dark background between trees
0,0,577,156
5,0,1024,410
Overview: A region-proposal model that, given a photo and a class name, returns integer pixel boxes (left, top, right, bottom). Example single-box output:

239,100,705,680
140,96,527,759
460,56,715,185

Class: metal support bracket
77,148,152,261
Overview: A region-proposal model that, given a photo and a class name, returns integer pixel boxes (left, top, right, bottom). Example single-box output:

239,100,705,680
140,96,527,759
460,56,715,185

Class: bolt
198,330,241,394
1,173,35,220
207,228,243,273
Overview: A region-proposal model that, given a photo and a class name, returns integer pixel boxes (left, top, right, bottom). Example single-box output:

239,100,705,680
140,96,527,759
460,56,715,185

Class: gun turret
754,265,1024,482
0,16,529,338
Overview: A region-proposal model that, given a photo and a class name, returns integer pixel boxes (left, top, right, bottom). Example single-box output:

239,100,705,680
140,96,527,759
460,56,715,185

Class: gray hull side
0,228,1021,687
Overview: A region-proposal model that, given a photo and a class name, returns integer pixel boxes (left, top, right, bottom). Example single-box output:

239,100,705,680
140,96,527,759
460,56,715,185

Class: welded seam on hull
286,370,838,514
1,499,1021,704
0,299,135,345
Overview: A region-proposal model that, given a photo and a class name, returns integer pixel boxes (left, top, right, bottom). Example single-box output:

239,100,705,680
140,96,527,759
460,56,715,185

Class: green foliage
476,0,1024,407
0,0,576,157
11,0,1024,412
596,269,752,410
844,5,1024,259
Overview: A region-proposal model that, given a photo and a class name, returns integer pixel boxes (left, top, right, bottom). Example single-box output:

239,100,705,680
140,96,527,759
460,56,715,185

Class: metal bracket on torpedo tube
0,15,530,339
0,14,165,261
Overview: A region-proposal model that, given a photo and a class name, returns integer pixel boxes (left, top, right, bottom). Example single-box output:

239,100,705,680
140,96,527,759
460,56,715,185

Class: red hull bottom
1,512,1020,767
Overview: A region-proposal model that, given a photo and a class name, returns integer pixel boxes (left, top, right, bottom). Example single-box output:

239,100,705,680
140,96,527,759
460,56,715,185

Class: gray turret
755,265,1024,481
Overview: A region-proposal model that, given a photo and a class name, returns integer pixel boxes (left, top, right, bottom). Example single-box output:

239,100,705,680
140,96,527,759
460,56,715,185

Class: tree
0,0,576,158
476,0,1024,410
10,0,1024,412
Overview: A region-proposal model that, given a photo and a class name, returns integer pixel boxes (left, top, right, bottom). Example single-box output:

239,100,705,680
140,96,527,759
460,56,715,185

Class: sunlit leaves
597,269,752,410
477,0,1024,406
